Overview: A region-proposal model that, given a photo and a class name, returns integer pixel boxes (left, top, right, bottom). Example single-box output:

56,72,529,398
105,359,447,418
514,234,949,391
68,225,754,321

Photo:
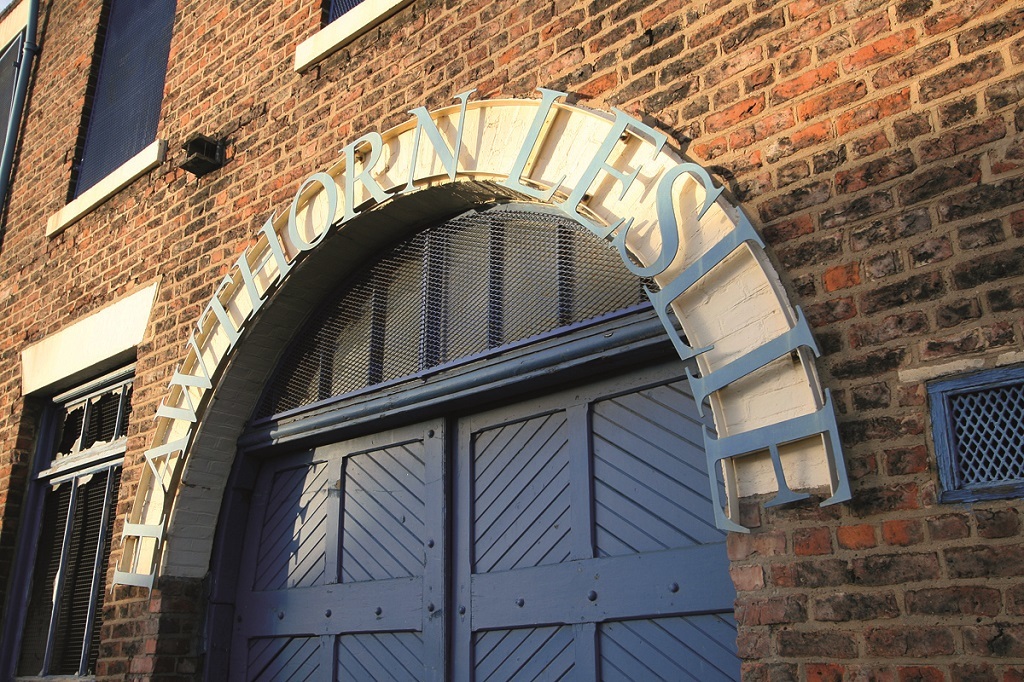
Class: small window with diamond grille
929,367,1024,503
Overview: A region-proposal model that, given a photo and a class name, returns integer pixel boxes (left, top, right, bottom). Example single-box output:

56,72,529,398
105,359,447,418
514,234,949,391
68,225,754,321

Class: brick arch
114,92,850,589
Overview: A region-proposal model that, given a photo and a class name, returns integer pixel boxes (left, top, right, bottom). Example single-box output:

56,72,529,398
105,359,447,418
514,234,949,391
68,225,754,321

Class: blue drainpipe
0,0,40,214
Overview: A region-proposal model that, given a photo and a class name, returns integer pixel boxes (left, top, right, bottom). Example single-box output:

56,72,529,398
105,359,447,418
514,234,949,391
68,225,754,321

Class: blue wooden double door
231,363,740,680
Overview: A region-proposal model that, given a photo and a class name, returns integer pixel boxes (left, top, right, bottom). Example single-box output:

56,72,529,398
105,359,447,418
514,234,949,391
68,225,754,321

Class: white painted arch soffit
113,91,852,588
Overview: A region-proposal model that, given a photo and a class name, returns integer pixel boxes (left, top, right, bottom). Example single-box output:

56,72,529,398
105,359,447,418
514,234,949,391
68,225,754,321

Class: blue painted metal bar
317,634,334,680
242,311,668,450
470,544,734,630
236,577,422,637
573,622,599,678
567,404,595,562
452,422,474,682
703,390,849,533
79,468,117,675
42,479,78,675
422,421,447,682
685,307,819,417
644,214,765,364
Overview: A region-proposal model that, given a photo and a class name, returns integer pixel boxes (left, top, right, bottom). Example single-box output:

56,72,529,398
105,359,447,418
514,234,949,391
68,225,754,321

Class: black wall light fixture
179,133,225,177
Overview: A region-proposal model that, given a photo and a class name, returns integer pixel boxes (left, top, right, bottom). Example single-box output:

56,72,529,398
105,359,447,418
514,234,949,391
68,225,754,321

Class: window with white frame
14,370,133,678
929,366,1024,503
73,0,175,197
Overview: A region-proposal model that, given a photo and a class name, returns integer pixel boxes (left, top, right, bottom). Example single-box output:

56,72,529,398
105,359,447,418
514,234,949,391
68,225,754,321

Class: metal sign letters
114,90,851,589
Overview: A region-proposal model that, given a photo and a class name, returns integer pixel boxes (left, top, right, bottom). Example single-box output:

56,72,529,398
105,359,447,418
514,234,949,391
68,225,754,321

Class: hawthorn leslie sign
114,90,851,589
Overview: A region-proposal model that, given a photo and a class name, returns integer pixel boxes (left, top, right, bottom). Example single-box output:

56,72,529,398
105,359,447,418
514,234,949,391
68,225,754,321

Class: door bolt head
587,590,598,602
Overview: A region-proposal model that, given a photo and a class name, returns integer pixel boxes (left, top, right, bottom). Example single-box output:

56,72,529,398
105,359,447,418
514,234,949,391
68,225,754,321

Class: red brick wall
0,0,1022,678
0,0,108,650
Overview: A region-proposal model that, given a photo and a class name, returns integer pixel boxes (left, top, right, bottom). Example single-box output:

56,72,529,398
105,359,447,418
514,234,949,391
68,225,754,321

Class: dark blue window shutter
327,0,367,23
0,34,23,162
74,0,176,197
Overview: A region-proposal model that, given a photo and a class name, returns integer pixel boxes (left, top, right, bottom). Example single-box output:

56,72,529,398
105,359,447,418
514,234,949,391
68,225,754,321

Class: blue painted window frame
929,365,1024,503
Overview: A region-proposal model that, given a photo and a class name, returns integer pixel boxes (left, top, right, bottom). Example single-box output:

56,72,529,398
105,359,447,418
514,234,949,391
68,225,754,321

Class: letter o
287,172,339,252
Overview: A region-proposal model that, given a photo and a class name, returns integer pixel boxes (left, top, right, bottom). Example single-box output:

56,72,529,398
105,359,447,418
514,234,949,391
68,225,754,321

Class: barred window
73,0,175,196
929,366,1024,503
15,370,133,677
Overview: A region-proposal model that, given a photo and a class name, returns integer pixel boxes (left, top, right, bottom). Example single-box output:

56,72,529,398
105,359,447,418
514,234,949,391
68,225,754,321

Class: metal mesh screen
74,0,176,196
950,381,1024,486
327,0,366,22
257,206,648,419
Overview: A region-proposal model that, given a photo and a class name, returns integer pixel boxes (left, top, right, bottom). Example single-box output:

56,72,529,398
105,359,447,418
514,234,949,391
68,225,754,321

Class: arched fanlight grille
255,204,649,419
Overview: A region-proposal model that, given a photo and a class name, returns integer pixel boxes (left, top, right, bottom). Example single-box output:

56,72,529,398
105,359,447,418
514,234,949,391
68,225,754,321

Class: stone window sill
46,139,166,238
294,0,413,73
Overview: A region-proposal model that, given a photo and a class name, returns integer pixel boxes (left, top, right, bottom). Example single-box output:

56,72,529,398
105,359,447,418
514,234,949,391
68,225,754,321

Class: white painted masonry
294,0,415,73
20,282,159,394
46,140,167,238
